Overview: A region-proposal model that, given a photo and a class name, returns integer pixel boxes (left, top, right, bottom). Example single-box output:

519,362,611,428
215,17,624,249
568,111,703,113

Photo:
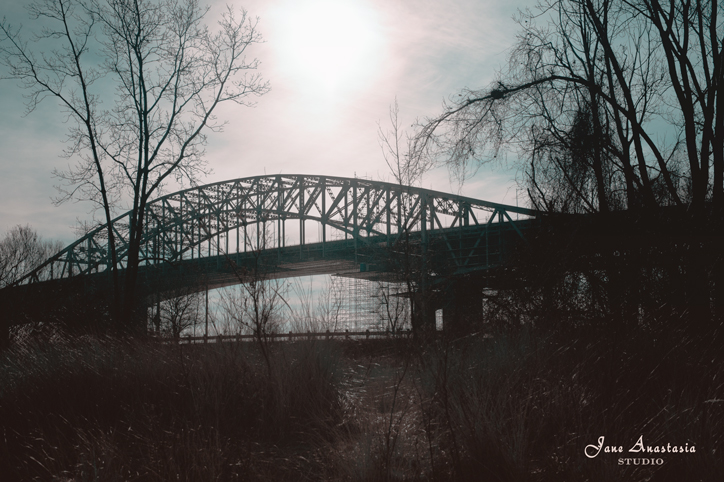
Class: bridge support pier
411,291,436,335
442,278,483,335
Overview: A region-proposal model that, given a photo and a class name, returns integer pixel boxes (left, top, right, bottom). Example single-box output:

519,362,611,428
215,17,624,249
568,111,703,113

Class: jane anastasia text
585,435,695,459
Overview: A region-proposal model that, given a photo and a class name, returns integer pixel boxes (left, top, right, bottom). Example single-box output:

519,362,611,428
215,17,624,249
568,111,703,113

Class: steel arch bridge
16,174,542,291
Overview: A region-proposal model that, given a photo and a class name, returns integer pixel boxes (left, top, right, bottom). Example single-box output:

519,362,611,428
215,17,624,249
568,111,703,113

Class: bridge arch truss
19,174,540,284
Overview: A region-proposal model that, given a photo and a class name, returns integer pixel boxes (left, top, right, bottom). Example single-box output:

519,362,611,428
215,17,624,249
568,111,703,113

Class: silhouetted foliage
0,225,62,288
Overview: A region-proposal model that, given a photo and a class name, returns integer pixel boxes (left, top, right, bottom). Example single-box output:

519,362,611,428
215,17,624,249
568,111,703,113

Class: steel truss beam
16,175,542,285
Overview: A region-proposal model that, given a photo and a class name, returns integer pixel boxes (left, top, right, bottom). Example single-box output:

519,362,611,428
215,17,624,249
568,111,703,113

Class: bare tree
377,102,434,333
216,226,287,375
639,0,724,211
378,99,435,188
374,281,409,333
408,0,724,333
0,225,63,288
316,275,344,332
0,0,269,329
286,277,344,333
414,0,722,215
152,288,202,339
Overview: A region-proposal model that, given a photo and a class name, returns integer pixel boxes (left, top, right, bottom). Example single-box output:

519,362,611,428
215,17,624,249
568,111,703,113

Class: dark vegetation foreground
0,324,721,481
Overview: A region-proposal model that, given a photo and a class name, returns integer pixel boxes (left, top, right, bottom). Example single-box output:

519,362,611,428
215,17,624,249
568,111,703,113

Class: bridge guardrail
175,329,413,343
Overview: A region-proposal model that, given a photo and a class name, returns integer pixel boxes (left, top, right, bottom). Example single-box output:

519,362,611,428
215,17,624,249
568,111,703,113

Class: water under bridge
1,175,543,333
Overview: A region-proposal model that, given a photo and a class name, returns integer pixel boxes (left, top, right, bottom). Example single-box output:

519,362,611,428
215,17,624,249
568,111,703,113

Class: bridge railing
174,329,414,343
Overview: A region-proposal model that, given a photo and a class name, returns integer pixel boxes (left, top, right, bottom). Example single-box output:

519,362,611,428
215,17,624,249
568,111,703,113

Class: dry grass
329,328,723,481
0,325,721,481
0,336,343,480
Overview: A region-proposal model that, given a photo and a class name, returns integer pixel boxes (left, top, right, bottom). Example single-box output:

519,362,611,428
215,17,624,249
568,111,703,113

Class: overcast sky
0,0,528,245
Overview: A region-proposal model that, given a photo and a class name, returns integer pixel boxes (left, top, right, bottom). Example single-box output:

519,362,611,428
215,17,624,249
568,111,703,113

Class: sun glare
274,0,384,98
